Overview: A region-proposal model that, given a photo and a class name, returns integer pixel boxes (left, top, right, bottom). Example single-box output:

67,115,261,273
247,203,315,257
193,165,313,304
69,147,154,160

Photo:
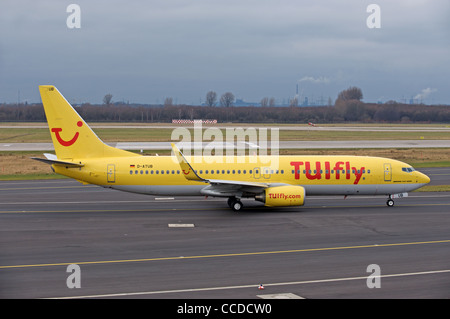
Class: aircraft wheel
227,197,236,208
231,199,243,212
386,199,394,207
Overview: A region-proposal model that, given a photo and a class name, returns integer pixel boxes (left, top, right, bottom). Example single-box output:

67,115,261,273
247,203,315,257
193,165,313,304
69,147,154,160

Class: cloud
0,1,449,104
414,88,438,100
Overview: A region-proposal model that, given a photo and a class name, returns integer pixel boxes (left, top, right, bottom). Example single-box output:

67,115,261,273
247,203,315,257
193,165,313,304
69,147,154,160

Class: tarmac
0,174,449,299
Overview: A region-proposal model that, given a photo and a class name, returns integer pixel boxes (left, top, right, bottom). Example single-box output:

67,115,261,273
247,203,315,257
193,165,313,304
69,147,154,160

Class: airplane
32,85,430,211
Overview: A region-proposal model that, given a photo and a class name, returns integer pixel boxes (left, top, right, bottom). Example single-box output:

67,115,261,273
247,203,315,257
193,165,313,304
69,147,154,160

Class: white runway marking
168,224,195,228
50,268,450,299
257,293,304,299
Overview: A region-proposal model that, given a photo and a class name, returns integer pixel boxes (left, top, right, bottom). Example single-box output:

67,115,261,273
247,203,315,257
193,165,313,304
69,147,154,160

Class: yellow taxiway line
1,239,449,270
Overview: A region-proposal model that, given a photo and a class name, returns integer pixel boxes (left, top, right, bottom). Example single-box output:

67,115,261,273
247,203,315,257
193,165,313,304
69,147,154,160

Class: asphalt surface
0,172,449,299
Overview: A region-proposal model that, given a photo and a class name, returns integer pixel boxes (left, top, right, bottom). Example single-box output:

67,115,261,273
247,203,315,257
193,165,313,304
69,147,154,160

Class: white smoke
298,76,330,84
414,88,437,101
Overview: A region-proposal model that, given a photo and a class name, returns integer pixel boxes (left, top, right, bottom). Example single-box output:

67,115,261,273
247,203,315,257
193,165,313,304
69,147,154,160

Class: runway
1,175,449,299
2,140,450,151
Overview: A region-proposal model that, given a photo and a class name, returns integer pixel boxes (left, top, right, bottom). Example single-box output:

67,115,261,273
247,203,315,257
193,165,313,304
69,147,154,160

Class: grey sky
1,0,449,105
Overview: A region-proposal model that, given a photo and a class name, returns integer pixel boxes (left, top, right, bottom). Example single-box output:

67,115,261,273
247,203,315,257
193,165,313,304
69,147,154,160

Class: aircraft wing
200,179,269,197
171,143,269,197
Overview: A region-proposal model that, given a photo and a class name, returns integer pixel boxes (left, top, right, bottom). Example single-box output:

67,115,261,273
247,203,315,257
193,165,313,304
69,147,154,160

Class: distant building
234,99,258,107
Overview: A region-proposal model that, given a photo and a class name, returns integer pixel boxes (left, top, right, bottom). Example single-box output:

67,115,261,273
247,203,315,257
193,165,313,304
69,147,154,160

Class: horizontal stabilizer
31,153,84,168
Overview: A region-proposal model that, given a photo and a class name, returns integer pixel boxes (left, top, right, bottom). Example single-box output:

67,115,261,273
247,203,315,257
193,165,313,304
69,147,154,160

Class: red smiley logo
51,121,83,147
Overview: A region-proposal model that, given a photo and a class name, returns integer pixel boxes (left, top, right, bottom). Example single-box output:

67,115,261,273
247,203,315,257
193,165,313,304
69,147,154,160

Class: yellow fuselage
54,155,430,197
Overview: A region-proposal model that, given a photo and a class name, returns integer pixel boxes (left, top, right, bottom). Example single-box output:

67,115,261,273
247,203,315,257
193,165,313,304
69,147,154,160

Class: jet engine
255,185,305,207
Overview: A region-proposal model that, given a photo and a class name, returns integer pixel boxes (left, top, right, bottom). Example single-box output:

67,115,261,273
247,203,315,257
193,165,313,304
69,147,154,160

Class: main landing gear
227,197,243,212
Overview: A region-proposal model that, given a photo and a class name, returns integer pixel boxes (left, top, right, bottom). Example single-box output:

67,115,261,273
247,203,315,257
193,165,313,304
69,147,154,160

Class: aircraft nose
417,171,430,184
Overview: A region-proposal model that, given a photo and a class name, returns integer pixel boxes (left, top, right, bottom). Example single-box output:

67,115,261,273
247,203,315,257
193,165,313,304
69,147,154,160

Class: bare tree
269,97,276,107
260,97,269,107
164,97,173,107
103,94,113,106
220,92,235,107
327,97,333,106
205,91,217,107
337,86,363,102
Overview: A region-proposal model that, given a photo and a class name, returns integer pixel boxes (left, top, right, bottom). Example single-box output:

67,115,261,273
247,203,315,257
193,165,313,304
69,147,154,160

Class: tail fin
39,85,139,160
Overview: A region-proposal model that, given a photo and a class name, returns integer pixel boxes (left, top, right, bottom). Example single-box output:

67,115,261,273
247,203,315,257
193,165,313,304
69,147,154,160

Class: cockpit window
402,167,416,173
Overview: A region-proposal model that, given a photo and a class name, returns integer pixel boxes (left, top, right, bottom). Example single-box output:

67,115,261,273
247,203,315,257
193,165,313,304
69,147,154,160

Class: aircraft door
107,164,116,183
253,167,261,179
383,163,392,182
262,167,271,179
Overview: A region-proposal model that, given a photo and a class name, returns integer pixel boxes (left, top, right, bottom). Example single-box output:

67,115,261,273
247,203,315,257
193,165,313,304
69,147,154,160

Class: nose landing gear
386,198,394,207
386,193,408,207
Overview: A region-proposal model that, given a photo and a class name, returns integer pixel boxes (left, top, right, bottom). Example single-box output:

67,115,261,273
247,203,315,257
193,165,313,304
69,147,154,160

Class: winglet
171,143,206,182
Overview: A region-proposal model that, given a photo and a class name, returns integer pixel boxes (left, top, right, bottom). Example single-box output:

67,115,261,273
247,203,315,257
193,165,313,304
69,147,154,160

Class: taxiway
0,176,449,299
